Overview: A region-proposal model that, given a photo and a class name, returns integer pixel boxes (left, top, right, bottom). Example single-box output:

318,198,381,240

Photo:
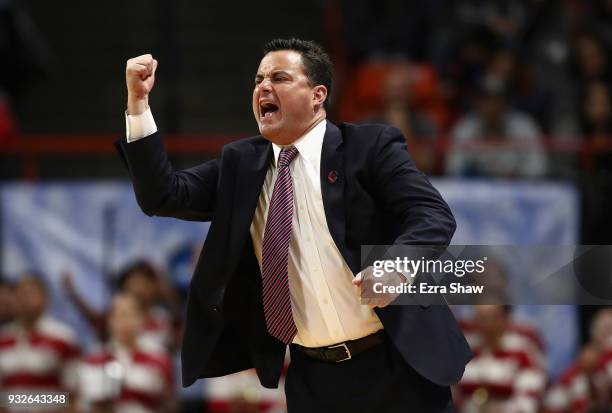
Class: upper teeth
261,103,276,115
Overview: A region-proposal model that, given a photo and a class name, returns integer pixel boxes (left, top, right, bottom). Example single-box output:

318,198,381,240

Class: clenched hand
125,54,158,115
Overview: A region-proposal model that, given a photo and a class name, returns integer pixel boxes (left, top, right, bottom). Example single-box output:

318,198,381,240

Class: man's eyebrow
255,70,292,78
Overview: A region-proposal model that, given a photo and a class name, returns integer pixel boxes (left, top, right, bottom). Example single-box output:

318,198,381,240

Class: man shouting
117,38,471,413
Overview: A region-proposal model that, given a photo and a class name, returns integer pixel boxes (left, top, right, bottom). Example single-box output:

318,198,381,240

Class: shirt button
323,299,328,305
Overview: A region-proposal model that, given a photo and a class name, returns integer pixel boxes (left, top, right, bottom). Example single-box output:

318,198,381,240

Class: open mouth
260,102,279,119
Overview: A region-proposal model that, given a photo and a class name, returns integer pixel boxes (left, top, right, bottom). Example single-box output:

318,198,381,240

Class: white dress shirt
126,110,383,348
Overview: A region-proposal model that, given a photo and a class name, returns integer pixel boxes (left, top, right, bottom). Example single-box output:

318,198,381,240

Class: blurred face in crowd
474,305,509,347
584,82,611,128
123,270,157,308
480,260,508,293
591,308,612,348
0,283,16,324
383,64,412,106
109,294,145,347
488,50,516,84
478,94,506,130
253,50,327,145
578,344,600,373
576,35,606,78
15,276,47,326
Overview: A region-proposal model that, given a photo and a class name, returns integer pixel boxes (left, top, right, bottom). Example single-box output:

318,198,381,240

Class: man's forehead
257,50,304,74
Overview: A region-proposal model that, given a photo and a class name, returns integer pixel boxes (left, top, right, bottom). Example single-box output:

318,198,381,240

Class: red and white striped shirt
0,315,80,392
543,363,591,413
460,318,545,358
457,332,546,413
78,342,173,413
140,306,174,351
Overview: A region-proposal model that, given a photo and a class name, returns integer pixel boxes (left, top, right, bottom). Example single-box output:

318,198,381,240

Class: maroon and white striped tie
261,146,299,344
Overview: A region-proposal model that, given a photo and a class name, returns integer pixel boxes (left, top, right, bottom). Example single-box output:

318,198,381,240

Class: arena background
0,1,611,412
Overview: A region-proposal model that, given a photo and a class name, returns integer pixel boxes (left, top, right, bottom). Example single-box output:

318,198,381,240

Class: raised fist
126,54,158,114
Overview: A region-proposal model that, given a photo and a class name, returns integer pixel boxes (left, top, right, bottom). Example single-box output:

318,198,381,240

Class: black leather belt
295,330,385,363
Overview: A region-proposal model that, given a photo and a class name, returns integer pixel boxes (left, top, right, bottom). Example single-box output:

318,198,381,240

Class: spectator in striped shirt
543,308,612,413
78,293,175,413
63,261,178,352
0,274,81,411
455,305,546,413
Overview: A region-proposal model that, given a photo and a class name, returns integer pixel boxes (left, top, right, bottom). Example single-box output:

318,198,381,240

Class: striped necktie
261,146,299,344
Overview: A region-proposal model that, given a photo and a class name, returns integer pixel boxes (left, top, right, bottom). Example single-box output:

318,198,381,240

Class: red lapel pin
327,170,338,184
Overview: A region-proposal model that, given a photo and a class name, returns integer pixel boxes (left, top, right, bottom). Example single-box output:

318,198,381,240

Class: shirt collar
271,119,327,167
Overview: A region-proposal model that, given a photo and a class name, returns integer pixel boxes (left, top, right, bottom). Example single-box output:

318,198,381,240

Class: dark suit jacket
116,120,472,389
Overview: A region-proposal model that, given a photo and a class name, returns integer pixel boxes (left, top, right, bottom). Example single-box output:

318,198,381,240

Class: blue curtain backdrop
437,179,579,379
1,180,578,378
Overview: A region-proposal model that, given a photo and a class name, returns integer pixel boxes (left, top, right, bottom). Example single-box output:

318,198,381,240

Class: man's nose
259,78,272,92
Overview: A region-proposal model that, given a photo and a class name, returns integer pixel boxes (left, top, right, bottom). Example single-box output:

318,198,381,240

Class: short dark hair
262,38,333,110
115,260,158,291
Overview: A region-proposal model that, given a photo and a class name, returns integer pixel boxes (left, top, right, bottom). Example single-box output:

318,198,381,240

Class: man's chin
258,123,281,140
258,122,299,145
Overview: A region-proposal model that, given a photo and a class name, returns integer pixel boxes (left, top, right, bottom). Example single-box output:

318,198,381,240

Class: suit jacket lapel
320,121,348,265
229,139,272,274
228,124,349,276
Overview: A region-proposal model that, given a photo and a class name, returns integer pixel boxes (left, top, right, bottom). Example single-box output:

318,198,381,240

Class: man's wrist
127,96,149,116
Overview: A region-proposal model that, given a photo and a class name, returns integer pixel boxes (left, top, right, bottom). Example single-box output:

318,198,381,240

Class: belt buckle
328,342,352,362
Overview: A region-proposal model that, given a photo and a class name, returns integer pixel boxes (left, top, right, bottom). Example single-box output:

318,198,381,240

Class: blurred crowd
454,305,612,413
337,0,612,180
0,262,287,413
2,0,612,183
3,266,612,413
334,0,612,245
1,1,611,241
0,267,178,413
1,1,612,413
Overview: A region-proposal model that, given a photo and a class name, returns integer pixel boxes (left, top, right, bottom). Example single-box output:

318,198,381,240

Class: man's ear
313,85,328,108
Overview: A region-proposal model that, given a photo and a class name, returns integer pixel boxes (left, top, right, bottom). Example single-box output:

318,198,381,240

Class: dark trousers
285,334,454,413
